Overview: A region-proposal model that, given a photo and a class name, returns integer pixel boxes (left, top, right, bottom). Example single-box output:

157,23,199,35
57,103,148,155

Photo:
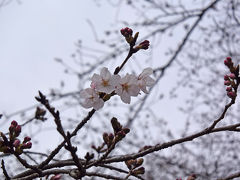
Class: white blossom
115,74,140,104
137,67,155,93
79,88,104,110
80,67,155,109
91,67,120,94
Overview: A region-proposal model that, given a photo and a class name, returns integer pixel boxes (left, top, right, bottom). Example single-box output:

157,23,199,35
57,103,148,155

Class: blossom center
122,83,129,91
89,96,94,100
102,79,109,87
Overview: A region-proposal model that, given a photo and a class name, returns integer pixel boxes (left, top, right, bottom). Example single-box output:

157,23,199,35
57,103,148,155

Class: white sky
0,0,117,113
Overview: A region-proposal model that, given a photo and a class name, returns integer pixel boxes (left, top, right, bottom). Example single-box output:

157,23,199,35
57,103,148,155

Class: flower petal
91,74,102,82
110,74,121,87
129,84,140,96
145,77,155,86
120,91,131,104
93,99,104,110
100,67,111,80
139,68,153,79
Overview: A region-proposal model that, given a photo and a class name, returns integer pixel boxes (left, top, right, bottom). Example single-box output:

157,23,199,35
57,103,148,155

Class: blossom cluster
120,27,150,51
224,57,239,99
80,67,155,110
0,120,32,154
103,117,130,148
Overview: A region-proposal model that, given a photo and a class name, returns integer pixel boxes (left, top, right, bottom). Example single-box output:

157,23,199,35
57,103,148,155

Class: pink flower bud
226,87,232,91
24,136,31,143
15,125,21,134
139,40,150,50
9,125,15,133
103,133,109,144
11,120,18,127
132,167,145,175
22,142,32,149
120,27,133,37
50,174,62,180
224,75,229,80
224,60,229,66
187,174,197,180
227,91,236,98
224,57,232,66
226,57,232,61
191,174,196,178
224,81,231,86
13,139,20,148
108,133,114,141
228,73,236,79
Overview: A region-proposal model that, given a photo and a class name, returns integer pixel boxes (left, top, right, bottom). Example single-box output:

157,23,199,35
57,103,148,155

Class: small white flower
137,67,155,93
80,88,104,110
91,67,120,94
115,74,140,104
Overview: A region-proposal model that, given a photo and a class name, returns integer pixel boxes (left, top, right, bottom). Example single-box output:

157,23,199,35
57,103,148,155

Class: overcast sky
0,0,118,113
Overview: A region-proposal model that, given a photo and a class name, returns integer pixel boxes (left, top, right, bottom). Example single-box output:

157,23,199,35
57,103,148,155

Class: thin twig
1,160,10,180
14,122,240,179
218,171,240,180
14,152,42,176
99,164,144,180
86,140,117,168
36,91,85,177
103,123,240,164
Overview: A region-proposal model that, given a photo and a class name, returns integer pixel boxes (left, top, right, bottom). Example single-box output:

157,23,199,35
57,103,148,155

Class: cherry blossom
80,88,104,110
80,67,155,109
91,67,120,94
137,68,155,93
115,74,140,104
